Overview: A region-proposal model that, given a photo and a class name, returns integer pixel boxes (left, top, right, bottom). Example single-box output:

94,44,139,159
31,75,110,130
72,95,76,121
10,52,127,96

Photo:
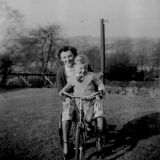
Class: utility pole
100,19,108,84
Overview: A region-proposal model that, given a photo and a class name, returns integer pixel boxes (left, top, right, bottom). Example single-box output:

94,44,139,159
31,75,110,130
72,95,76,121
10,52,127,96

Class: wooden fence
0,72,57,88
0,72,160,90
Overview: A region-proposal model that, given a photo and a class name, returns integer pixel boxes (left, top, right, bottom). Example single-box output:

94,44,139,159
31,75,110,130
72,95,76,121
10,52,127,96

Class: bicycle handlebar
61,91,101,100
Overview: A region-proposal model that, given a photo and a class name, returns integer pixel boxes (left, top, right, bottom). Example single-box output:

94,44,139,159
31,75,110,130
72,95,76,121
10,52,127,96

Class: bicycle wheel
102,118,107,146
75,127,85,160
95,118,107,147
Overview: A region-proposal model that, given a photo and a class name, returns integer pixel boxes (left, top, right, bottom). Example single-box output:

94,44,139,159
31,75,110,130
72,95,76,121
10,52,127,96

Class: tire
95,118,107,147
75,127,85,160
102,118,107,146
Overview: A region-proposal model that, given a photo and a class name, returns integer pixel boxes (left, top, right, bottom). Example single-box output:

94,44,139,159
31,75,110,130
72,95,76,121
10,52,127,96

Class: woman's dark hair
56,46,78,60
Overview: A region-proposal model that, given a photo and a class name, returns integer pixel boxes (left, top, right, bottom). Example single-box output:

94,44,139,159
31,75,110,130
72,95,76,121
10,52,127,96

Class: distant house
105,49,116,55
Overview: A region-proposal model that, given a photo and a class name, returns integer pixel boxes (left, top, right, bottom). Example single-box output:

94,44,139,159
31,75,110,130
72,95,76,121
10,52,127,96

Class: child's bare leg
85,114,93,131
97,117,103,132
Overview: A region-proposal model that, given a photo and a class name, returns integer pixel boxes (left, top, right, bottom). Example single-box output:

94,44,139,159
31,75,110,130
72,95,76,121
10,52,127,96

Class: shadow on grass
102,112,160,159
1,112,160,160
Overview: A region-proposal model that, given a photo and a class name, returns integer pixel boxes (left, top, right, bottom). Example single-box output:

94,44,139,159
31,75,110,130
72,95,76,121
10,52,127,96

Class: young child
59,54,106,153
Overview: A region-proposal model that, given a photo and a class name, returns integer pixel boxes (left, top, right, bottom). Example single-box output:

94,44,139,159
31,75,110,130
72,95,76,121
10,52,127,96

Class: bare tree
0,1,24,51
18,24,64,73
0,1,24,85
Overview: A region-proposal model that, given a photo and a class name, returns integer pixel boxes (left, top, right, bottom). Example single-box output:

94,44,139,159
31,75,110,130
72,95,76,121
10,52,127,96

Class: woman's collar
65,65,74,71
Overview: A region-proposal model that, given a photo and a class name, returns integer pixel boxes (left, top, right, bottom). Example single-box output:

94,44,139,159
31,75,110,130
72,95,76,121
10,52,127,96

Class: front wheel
75,127,85,160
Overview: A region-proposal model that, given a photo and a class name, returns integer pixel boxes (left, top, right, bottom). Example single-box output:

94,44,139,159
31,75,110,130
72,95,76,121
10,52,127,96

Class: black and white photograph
0,0,160,160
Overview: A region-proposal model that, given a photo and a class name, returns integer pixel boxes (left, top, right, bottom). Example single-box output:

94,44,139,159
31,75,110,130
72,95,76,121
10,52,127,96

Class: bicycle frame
61,91,102,160
78,97,84,129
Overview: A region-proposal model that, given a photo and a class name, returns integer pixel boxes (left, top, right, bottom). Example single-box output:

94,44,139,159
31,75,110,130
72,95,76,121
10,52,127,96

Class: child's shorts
62,98,104,121
62,99,76,121
75,99,104,122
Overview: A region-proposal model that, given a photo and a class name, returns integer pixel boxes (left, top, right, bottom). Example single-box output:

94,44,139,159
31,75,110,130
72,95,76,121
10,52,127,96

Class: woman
56,46,103,159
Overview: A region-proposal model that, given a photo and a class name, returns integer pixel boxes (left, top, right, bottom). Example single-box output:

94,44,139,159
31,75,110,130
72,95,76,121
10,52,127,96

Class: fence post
44,74,54,87
18,74,31,87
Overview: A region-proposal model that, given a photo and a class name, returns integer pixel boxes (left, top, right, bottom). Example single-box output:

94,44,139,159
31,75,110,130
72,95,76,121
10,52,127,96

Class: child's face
74,63,88,76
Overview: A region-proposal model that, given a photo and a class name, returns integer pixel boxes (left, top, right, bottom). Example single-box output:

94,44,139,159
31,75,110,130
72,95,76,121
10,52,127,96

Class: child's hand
96,95,101,101
98,89,106,96
59,90,66,96
59,90,62,96
98,89,106,100
59,90,65,96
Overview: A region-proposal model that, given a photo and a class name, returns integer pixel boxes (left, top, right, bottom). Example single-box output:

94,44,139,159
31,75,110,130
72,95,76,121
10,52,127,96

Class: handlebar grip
61,91,73,98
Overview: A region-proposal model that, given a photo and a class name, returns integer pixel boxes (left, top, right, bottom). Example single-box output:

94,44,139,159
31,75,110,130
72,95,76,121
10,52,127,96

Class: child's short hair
74,54,89,65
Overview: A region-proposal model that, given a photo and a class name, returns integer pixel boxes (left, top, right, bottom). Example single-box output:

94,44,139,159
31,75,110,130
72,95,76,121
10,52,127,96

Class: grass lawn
0,88,160,160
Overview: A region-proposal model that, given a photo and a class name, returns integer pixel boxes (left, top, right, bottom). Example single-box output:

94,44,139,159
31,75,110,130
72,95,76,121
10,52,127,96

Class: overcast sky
5,0,160,38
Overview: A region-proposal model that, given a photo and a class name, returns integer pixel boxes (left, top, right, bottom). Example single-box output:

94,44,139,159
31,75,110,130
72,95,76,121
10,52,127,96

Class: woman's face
60,50,75,68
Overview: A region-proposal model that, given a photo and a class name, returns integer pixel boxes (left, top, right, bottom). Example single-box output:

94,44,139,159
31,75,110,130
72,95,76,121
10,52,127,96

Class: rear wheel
102,118,107,146
75,127,85,160
95,118,107,147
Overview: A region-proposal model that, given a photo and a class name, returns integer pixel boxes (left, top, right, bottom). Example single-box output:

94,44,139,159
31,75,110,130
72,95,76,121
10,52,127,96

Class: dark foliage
105,52,138,81
0,55,12,86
